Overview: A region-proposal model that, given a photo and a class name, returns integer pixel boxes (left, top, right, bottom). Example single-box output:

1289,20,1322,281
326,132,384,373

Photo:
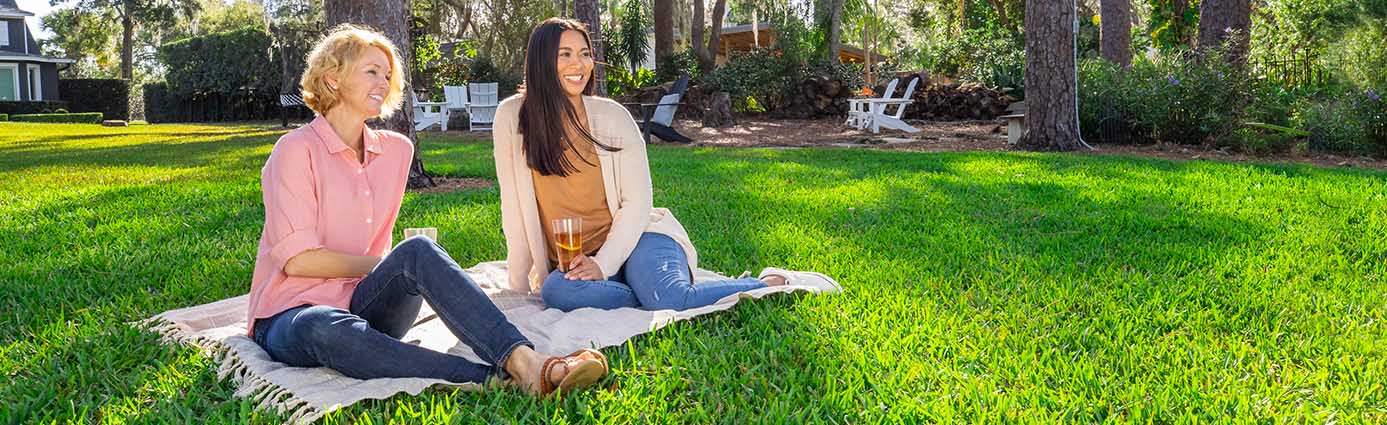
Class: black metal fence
1251,55,1331,88
145,85,309,124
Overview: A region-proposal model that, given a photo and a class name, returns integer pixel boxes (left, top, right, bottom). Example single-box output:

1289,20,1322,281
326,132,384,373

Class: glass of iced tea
552,217,582,272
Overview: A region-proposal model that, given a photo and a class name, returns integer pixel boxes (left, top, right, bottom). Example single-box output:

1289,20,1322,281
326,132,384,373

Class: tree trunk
825,0,845,64
956,0,966,35
1171,0,1194,47
654,0,674,69
1019,0,1088,151
691,0,726,75
703,91,733,127
751,8,758,47
121,4,134,80
862,18,871,85
325,0,433,188
984,0,1012,32
1196,0,1251,65
1100,0,1131,66
573,0,608,95
675,0,689,51
692,0,704,68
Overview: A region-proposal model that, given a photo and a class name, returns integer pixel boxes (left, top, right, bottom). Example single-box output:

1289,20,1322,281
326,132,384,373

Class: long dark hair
518,18,620,177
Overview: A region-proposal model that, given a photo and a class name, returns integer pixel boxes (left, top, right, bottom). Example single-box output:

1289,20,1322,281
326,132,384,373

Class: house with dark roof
1,0,74,102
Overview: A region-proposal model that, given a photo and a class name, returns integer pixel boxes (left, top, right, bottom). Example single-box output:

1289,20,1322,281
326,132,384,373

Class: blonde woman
246,24,605,396
493,18,842,312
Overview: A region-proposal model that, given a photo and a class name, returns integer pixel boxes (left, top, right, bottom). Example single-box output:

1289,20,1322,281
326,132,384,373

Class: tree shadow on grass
0,131,282,174
0,179,283,422
320,147,1304,422
5,140,1384,422
510,147,1383,422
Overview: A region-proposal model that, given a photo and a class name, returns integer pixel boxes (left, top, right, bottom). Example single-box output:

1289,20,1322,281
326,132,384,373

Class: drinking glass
551,218,582,272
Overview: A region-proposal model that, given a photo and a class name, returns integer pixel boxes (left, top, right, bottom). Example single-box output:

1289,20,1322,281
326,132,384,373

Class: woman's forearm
283,248,382,278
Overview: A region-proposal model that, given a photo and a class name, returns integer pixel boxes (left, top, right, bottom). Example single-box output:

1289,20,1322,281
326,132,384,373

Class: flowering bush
1123,51,1252,144
1077,51,1251,145
1297,88,1387,155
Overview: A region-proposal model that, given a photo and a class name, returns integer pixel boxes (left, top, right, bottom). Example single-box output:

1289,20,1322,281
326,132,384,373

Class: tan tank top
531,139,612,263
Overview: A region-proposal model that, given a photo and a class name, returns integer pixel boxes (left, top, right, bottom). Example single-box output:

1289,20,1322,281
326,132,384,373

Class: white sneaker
758,267,843,294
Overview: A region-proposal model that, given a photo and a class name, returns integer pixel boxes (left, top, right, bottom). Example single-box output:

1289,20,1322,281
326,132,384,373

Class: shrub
0,101,71,115
1123,50,1252,144
460,56,523,100
655,49,699,84
701,48,801,112
10,113,104,124
909,26,1025,94
142,83,175,123
1297,88,1387,155
1229,124,1303,155
605,66,657,98
807,60,865,95
159,26,279,97
58,79,134,121
152,26,281,122
1077,59,1135,143
1325,22,1387,90
0,114,7,121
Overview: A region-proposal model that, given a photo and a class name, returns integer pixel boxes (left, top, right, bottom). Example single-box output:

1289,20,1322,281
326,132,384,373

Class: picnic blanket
140,261,822,423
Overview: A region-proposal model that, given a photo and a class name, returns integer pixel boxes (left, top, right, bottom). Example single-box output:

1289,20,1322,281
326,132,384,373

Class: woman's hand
564,254,604,281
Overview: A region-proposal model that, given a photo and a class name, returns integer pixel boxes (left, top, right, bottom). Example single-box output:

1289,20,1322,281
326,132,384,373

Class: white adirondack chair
413,92,449,131
847,77,921,134
847,78,895,129
466,82,499,132
443,85,469,119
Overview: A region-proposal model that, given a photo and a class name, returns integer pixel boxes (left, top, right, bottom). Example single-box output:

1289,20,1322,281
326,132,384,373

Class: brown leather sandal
539,348,609,396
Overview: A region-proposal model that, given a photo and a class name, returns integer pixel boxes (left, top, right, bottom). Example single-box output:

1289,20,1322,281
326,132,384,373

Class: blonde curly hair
300,24,406,118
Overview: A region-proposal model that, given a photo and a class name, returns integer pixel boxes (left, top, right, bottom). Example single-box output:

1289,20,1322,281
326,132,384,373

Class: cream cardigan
493,94,699,293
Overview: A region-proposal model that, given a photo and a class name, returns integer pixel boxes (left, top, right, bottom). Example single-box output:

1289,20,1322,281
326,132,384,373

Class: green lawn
2,121,1386,423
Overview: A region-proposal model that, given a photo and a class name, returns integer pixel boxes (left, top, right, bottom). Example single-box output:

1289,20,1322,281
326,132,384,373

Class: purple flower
1167,75,1180,86
1217,72,1224,80
1368,89,1381,102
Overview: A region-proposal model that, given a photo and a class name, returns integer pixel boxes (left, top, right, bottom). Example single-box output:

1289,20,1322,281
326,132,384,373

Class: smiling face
555,29,594,100
328,46,392,119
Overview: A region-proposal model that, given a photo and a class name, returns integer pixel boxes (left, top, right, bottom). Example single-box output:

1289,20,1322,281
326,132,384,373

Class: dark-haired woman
493,18,842,312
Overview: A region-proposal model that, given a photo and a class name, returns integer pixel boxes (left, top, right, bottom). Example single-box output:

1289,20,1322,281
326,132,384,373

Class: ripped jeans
540,232,767,311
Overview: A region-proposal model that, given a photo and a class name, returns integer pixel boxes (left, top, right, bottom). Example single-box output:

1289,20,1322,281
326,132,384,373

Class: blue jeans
252,236,533,383
541,232,768,311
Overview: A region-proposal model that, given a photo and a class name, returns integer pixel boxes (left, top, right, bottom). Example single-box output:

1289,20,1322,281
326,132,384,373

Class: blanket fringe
133,315,326,424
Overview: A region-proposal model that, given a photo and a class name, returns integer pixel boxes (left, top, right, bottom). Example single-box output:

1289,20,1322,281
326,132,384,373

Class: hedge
59,79,134,121
10,113,104,124
0,114,7,121
0,101,71,115
146,25,285,123
160,26,280,97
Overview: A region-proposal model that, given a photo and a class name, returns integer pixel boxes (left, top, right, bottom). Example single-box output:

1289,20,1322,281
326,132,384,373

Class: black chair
626,75,694,144
279,93,308,128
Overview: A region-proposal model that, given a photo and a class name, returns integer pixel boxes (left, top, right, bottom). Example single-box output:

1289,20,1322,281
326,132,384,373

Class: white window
0,21,9,47
0,63,17,101
27,64,40,101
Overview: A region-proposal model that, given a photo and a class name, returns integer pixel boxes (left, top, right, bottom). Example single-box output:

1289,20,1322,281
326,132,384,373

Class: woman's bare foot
504,346,570,395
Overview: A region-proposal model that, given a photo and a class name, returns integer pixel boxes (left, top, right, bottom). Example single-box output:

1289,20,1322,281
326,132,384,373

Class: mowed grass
2,121,1386,423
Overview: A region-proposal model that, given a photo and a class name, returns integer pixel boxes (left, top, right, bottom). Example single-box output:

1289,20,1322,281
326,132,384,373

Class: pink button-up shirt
247,116,413,334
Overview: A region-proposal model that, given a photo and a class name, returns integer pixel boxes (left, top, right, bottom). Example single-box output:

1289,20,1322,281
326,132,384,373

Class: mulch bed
412,176,494,194
666,117,1386,170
